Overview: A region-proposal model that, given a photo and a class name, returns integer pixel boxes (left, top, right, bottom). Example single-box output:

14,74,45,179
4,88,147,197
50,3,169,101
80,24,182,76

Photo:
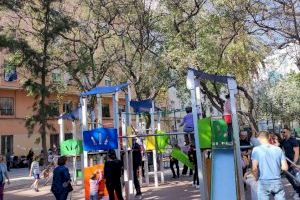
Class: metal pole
58,117,64,144
228,78,245,200
122,113,130,199
113,93,120,159
72,120,77,184
151,101,159,187
81,97,88,186
125,86,134,196
187,70,207,199
158,111,164,184
97,94,103,128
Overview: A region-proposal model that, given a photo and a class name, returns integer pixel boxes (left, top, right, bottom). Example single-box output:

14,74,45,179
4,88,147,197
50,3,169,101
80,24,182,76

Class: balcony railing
0,108,14,116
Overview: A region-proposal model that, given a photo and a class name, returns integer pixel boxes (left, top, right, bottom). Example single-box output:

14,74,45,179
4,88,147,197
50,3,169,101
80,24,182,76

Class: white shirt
31,161,40,174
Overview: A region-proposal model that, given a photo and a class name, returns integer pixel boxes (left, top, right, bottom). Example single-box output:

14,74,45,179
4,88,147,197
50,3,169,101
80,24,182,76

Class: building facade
0,50,126,156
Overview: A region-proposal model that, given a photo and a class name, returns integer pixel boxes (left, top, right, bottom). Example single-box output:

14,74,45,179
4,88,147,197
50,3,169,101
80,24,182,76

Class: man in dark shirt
132,139,142,197
281,127,300,198
104,150,124,200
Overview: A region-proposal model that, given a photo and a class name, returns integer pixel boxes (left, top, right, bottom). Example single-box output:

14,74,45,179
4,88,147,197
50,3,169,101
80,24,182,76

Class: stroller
284,158,300,187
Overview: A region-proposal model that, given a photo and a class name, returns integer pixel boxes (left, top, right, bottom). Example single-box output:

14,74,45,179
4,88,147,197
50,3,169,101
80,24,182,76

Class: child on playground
244,171,258,200
29,156,41,192
189,144,199,188
89,170,103,200
180,107,194,144
42,162,55,186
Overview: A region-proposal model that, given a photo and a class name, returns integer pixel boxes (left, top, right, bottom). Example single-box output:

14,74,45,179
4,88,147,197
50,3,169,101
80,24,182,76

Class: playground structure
187,68,245,200
56,68,246,200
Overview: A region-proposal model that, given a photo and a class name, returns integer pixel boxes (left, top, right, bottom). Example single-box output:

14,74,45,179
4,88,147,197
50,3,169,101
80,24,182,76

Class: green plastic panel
170,148,194,170
60,139,83,156
198,118,212,149
211,119,228,145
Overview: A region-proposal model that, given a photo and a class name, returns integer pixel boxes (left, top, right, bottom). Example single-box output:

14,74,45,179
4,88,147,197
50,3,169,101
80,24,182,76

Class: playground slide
211,148,237,200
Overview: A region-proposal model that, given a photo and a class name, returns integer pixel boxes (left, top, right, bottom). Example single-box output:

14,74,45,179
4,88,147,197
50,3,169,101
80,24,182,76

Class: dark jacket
51,165,71,195
132,142,142,170
104,159,123,183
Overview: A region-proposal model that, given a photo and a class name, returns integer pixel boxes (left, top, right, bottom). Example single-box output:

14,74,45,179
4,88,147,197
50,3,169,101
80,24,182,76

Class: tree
0,0,74,162
160,0,268,130
246,0,300,69
58,0,120,93
257,72,300,125
109,0,175,101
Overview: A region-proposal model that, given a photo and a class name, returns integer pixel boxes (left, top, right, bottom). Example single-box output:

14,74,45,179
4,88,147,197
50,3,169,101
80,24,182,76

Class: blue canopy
59,107,81,120
130,99,160,113
80,83,129,97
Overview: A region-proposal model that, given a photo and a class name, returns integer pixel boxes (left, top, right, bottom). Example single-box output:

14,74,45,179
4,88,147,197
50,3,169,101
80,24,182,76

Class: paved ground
2,167,296,200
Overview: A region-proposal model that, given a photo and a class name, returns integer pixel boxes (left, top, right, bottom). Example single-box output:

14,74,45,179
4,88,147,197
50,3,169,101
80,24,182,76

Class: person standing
180,107,195,144
170,144,180,179
5,151,11,172
104,150,124,200
251,131,288,199
281,127,300,198
132,139,142,197
182,142,193,176
51,156,72,200
27,149,34,170
0,154,10,200
223,94,233,142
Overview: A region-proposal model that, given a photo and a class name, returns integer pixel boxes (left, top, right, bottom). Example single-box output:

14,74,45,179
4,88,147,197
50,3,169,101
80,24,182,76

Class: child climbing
180,107,195,145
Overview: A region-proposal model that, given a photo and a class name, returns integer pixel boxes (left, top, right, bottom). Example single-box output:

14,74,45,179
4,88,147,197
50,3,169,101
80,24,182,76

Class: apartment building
0,52,127,156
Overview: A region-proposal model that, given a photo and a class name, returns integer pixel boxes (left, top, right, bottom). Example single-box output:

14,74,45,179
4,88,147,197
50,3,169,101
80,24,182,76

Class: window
0,97,14,115
102,104,110,117
3,63,17,82
118,105,126,116
1,135,13,155
105,79,112,86
50,134,59,151
65,133,73,140
49,101,59,117
63,101,73,113
52,72,62,83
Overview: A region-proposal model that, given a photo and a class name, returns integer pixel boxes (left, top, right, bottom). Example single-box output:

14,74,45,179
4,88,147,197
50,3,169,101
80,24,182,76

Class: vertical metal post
151,101,159,187
187,70,207,199
113,93,120,159
81,97,88,186
228,78,245,200
58,117,64,144
125,86,134,195
97,94,103,128
158,111,164,184
122,113,130,199
72,121,77,139
72,120,77,184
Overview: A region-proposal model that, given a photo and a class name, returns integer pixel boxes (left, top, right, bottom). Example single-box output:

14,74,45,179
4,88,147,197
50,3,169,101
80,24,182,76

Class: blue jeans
257,180,286,200
90,194,98,200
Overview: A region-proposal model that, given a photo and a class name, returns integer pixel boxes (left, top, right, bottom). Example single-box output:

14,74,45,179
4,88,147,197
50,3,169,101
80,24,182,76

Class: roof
188,68,235,84
80,83,129,97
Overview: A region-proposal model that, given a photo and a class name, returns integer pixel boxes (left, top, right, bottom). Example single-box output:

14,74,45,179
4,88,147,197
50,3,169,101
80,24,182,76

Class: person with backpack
0,154,10,200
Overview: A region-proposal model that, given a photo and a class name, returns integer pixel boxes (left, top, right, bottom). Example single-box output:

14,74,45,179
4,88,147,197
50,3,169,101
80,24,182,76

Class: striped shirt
90,179,100,195
31,161,40,174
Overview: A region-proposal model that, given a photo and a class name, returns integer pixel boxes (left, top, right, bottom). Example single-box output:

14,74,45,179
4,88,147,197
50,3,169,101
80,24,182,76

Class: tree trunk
40,0,51,165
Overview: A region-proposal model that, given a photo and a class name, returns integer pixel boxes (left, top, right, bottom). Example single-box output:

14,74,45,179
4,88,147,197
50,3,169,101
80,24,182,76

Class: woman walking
0,155,10,200
51,156,72,200
29,156,40,192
